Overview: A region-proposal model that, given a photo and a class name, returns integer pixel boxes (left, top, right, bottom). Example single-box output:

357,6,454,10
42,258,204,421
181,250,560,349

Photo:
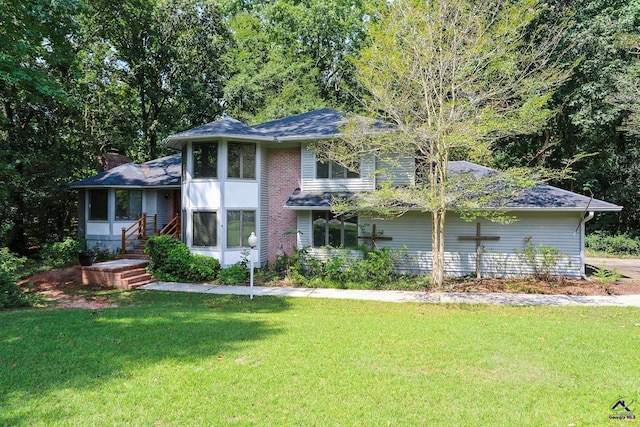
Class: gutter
581,211,595,282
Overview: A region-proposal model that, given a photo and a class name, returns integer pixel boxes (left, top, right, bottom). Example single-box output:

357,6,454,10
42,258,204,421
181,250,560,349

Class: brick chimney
97,151,132,172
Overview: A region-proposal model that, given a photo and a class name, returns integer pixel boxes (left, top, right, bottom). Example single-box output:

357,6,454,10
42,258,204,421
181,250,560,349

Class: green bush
218,263,249,285
0,248,36,309
145,236,219,282
0,247,26,276
41,237,81,268
585,232,640,256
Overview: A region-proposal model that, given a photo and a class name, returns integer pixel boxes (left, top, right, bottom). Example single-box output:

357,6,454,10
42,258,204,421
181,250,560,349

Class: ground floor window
227,210,255,247
193,211,217,247
115,190,142,220
89,189,108,220
312,211,358,248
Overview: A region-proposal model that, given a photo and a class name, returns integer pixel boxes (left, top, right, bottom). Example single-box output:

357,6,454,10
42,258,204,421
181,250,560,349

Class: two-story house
71,108,621,278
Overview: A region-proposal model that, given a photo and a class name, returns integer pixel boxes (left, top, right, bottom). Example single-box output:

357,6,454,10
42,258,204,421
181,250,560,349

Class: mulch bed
17,266,640,309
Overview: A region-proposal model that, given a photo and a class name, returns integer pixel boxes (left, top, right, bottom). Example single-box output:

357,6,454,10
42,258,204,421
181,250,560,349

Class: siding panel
300,144,374,192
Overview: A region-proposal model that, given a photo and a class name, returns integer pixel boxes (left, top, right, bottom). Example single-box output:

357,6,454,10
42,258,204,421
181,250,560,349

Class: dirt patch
433,277,640,296
18,267,640,309
19,267,119,309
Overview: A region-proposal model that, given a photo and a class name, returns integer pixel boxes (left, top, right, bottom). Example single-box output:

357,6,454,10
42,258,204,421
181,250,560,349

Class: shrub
145,236,219,282
516,243,564,281
0,247,26,276
585,232,640,256
218,263,249,285
0,249,36,309
41,237,81,268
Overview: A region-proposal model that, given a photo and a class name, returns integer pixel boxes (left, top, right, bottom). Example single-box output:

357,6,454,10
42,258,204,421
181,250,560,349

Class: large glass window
316,159,359,179
193,142,218,178
228,142,256,179
89,189,108,220
227,210,255,247
115,190,142,220
193,211,217,247
312,211,358,248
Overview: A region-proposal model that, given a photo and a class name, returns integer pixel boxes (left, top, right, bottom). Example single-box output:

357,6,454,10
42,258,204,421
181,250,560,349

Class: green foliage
585,231,640,256
218,262,250,285
283,247,427,290
145,236,220,282
516,243,564,281
0,247,26,276
0,249,30,309
40,238,81,268
591,265,622,284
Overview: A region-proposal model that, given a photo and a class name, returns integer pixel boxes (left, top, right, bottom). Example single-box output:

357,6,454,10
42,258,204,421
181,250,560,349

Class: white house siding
300,144,375,192
376,156,415,186
297,210,584,278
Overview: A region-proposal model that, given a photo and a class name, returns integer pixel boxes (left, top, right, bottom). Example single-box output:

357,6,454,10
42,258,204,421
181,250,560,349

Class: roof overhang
164,134,278,150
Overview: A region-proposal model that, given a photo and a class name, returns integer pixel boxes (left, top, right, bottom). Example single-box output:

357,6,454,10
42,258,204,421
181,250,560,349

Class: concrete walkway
138,282,640,307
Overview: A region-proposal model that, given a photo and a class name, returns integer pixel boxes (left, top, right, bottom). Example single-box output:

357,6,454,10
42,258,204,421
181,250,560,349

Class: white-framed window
228,142,256,179
316,159,359,179
193,211,217,247
312,211,358,248
227,210,255,247
89,189,108,221
193,142,218,178
115,190,142,220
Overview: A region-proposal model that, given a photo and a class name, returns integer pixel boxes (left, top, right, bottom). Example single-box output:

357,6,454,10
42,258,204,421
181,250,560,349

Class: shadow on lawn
0,293,289,426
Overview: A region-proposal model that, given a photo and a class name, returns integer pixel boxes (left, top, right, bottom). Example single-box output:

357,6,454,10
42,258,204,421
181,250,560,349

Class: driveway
585,256,640,280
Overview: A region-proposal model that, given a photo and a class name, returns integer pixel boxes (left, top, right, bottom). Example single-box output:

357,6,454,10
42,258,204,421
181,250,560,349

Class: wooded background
1,0,639,253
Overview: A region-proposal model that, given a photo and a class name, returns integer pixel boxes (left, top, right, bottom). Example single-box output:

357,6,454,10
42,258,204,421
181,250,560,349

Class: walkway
139,282,640,307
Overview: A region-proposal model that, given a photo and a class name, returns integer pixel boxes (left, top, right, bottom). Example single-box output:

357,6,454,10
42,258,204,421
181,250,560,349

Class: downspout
581,211,595,282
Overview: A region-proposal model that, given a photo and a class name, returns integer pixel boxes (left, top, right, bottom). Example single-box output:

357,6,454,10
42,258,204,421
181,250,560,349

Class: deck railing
157,214,181,239
121,213,181,257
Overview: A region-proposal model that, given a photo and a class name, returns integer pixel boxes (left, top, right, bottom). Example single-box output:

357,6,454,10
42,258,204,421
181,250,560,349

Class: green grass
1,291,639,426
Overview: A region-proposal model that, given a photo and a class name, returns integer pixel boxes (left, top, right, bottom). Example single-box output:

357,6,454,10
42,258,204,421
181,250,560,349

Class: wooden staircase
124,237,150,260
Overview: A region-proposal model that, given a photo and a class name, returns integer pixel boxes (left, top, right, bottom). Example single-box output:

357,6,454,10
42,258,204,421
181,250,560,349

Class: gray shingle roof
70,154,181,188
285,161,621,212
253,108,346,138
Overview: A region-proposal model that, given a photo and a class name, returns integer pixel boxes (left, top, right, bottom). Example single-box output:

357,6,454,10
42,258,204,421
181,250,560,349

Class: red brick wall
267,147,301,263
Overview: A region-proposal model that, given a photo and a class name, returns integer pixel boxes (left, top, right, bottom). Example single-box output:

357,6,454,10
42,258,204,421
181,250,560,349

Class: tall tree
314,0,571,286
221,0,375,123
83,0,230,160
0,0,85,252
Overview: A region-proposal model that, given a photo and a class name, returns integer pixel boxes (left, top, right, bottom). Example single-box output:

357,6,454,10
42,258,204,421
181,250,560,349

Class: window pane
89,189,108,220
346,167,360,178
130,191,142,218
331,161,344,179
242,144,256,179
115,190,128,220
242,211,255,245
312,211,327,247
193,212,217,246
328,218,342,247
227,210,240,247
228,143,240,178
343,216,359,248
194,143,217,178
316,160,329,178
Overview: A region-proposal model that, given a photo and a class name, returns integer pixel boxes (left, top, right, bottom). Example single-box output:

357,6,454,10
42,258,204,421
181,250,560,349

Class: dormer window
193,142,218,178
316,159,359,179
228,142,256,179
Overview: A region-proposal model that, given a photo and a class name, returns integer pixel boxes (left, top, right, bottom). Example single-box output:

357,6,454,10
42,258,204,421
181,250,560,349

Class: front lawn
1,291,638,426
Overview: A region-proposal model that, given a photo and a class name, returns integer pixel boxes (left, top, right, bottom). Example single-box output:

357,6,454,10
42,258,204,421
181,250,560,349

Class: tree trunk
431,209,446,287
